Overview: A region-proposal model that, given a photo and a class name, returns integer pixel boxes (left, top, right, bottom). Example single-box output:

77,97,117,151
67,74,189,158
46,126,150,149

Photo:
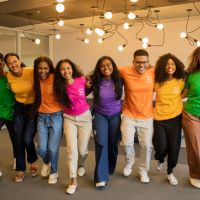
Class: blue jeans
14,101,38,172
93,111,121,183
37,111,63,174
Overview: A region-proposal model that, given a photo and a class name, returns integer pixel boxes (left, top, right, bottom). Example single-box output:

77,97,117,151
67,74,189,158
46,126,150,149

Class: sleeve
184,75,190,89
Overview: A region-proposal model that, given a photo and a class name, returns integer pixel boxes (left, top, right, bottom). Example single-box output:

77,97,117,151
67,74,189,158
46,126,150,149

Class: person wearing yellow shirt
153,53,186,186
4,53,38,183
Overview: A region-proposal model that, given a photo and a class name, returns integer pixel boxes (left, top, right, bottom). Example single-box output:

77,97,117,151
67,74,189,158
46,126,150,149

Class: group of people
0,47,200,194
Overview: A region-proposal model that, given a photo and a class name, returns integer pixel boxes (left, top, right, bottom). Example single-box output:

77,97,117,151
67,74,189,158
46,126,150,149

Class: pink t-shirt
63,76,90,116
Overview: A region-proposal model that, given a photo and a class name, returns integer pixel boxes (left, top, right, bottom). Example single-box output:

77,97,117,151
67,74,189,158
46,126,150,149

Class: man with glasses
118,49,154,183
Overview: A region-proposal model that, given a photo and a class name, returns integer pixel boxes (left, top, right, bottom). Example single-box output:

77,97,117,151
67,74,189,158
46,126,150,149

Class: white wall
53,17,199,74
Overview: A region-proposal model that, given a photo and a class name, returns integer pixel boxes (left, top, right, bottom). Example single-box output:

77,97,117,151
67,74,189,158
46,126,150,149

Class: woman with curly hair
32,56,63,184
182,47,200,189
54,59,92,195
89,56,123,188
153,53,186,186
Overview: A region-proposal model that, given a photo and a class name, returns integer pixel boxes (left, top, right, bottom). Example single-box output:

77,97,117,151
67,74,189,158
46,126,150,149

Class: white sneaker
66,185,77,195
96,182,106,188
155,161,163,171
190,178,200,189
167,173,178,186
48,172,58,184
13,158,16,170
78,166,85,177
41,163,50,177
123,161,133,177
0,170,2,177
139,171,150,183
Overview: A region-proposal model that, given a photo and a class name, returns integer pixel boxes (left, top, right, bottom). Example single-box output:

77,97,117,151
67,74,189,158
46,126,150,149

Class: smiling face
60,62,73,83
133,55,149,74
166,58,176,77
6,55,22,76
100,59,113,79
38,62,50,80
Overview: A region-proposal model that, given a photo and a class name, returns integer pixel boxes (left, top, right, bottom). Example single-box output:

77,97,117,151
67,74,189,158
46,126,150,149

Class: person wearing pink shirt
54,59,92,195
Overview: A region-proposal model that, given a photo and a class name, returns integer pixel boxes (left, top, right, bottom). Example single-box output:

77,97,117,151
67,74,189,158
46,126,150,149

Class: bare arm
181,88,188,99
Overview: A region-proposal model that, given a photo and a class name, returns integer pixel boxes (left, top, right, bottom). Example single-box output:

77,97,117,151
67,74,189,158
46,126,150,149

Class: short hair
133,49,149,58
0,53,3,60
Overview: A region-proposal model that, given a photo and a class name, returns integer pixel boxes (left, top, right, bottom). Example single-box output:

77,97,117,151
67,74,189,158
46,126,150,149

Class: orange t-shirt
38,74,63,113
119,66,155,119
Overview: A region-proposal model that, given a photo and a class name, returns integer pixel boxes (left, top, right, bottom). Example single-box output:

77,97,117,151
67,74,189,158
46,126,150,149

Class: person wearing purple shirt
88,56,123,188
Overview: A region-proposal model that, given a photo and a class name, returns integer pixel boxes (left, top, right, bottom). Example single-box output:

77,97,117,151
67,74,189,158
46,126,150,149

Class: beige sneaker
0,170,2,177
66,185,77,195
167,173,178,186
123,161,134,177
48,172,58,184
78,166,85,177
190,178,200,189
41,163,50,177
139,171,150,183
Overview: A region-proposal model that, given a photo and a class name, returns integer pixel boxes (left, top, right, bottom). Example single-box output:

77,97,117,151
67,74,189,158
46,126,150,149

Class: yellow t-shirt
38,74,63,113
154,78,185,120
119,66,155,119
7,67,35,104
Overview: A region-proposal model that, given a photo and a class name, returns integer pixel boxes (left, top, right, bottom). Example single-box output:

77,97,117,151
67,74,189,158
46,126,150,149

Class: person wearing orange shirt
31,56,63,185
118,49,154,183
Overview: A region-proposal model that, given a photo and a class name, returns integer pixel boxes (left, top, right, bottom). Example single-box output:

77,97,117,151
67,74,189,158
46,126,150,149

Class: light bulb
123,22,129,29
130,0,138,2
156,23,164,30
98,38,103,44
118,45,124,51
97,29,105,36
56,3,65,13
84,38,89,44
197,41,200,47
56,0,64,2
142,37,149,44
58,19,64,26
35,38,40,44
104,11,112,20
55,34,61,39
95,28,100,34
142,43,148,48
180,32,187,38
128,12,136,20
86,28,92,35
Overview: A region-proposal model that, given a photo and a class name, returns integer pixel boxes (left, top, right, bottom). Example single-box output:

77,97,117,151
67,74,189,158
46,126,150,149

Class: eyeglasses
134,61,149,66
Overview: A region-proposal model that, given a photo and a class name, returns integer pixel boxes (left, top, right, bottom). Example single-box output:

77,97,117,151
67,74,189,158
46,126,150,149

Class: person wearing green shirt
182,47,200,189
0,53,16,176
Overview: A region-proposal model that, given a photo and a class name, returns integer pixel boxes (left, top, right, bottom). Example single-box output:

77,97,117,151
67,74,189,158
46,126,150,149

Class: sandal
30,165,38,177
15,172,25,183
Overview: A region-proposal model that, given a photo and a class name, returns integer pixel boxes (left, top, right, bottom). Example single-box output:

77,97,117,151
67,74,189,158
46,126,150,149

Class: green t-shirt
0,76,15,120
184,71,200,117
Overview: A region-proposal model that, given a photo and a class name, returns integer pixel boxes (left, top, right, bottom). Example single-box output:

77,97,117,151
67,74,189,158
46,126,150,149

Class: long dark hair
4,52,26,68
155,53,186,84
187,47,200,74
54,58,83,108
31,56,55,115
91,56,123,103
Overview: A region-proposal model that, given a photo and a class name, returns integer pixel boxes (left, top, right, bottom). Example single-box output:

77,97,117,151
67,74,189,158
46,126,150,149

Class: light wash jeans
120,115,153,173
37,111,63,174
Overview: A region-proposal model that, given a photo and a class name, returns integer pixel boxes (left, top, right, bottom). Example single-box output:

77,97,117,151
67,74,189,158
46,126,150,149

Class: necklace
105,79,111,87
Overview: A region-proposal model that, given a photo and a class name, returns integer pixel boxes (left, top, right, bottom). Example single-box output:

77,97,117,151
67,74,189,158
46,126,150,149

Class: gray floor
0,130,199,200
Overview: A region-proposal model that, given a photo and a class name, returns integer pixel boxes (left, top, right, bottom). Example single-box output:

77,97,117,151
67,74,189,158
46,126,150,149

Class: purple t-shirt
63,76,90,116
94,79,122,116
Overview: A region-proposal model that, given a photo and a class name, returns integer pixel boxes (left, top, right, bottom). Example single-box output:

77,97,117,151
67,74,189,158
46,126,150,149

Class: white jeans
120,115,153,172
63,110,92,178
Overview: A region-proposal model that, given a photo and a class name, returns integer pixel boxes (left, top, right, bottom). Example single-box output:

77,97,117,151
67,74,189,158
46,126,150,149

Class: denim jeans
0,118,16,158
14,101,38,172
93,111,121,183
37,111,63,174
